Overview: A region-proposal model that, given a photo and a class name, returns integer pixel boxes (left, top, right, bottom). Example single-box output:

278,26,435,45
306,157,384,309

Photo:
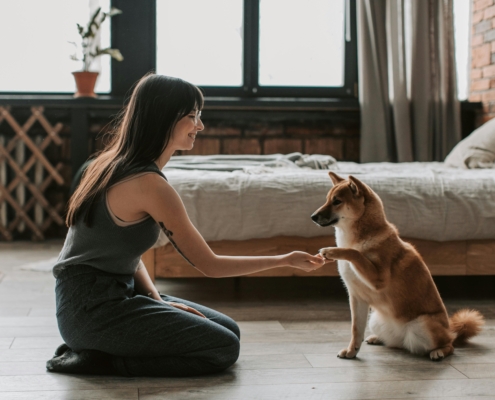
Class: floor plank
0,389,138,399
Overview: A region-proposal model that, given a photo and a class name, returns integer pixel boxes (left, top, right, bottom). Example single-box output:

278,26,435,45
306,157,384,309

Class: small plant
69,7,123,71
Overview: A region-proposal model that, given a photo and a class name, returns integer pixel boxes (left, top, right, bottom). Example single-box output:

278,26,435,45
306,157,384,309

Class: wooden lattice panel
0,106,65,241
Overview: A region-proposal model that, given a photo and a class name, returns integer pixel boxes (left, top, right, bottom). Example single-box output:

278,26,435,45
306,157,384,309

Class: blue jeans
55,264,240,377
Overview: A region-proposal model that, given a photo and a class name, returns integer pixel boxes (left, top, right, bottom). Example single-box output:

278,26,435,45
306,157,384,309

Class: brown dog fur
311,172,484,361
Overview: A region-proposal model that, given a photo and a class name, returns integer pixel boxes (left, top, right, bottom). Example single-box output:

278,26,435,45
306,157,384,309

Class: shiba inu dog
311,172,484,361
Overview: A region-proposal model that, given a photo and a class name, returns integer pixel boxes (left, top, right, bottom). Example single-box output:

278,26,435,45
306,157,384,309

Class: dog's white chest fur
335,228,375,293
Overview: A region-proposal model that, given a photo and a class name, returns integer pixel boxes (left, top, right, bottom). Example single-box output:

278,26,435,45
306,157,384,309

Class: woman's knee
210,331,240,370
224,317,241,340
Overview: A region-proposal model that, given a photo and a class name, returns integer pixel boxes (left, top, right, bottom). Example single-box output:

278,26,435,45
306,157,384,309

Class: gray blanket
165,153,337,172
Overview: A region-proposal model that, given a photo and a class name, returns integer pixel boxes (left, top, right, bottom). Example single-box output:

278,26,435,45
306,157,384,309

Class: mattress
162,157,495,242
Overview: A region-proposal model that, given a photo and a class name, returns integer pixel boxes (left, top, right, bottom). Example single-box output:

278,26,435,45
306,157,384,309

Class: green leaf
105,7,122,17
84,7,101,38
77,23,84,36
96,48,124,62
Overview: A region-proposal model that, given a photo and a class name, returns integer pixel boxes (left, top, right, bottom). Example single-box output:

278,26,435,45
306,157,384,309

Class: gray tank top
52,162,166,278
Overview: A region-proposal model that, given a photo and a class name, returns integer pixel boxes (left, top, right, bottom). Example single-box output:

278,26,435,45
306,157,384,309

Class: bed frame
142,236,495,281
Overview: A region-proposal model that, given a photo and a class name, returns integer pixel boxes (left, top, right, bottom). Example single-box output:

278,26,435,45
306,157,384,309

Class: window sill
0,94,482,112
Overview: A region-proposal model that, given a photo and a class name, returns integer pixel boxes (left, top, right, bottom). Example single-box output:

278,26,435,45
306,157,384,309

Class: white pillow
445,118,495,168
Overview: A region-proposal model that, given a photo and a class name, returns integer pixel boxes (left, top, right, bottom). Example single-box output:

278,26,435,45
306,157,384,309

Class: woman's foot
54,343,71,357
46,344,116,375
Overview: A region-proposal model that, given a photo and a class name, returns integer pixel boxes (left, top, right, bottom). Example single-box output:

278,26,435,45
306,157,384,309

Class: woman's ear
328,171,345,186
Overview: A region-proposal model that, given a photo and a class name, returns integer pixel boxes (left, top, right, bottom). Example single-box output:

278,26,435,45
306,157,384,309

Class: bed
142,154,495,280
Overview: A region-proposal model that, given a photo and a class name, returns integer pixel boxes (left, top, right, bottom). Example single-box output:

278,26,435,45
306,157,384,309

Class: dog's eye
332,199,342,206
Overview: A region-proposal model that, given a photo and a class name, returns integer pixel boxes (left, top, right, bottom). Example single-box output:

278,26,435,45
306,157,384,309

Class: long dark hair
66,73,204,227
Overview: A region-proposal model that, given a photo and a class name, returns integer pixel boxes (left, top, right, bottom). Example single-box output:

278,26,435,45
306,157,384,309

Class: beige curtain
358,0,461,162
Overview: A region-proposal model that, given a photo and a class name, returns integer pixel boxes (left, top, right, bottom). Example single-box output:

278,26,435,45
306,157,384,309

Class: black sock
46,346,116,375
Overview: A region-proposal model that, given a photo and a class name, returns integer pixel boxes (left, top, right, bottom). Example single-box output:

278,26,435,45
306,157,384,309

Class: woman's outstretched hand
164,301,207,318
284,251,327,272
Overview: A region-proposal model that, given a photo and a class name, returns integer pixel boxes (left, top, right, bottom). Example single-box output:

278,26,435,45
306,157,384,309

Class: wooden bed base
142,236,495,282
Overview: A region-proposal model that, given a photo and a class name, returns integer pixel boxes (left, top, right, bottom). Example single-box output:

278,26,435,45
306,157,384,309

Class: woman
47,73,326,377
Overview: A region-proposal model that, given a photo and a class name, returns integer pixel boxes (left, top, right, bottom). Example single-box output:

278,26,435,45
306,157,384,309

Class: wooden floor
1,241,495,400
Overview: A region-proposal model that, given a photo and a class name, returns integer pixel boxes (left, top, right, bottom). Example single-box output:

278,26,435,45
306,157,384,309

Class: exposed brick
492,18,495,28
484,28,495,42
485,4,495,18
481,114,495,124
304,138,343,160
244,122,283,136
263,138,302,154
182,138,220,155
482,63,495,77
344,137,360,162
472,43,491,67
222,138,261,154
285,124,324,135
469,93,482,102
284,121,351,136
475,20,492,34
471,78,491,91
471,68,483,80
201,125,241,136
492,53,495,64
474,0,494,12
472,34,484,46
490,79,495,88
473,10,484,23
481,89,495,101
491,41,495,52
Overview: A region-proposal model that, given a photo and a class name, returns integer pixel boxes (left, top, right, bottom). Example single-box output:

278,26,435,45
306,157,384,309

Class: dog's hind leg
338,296,369,359
430,344,454,361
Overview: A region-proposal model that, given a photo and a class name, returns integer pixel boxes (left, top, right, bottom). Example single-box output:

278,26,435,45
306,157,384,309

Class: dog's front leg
320,247,388,290
338,295,369,359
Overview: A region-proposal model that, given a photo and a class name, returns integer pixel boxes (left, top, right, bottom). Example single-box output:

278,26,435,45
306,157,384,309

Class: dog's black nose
311,213,319,222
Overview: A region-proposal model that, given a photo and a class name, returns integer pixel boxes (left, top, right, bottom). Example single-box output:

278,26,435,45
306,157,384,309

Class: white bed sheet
163,161,495,242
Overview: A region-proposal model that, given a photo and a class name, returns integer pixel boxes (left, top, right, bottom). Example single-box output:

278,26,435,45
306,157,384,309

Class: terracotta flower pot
72,71,99,98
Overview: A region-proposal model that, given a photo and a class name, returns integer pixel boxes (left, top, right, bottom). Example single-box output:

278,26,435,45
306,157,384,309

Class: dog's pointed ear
328,171,344,186
348,176,367,196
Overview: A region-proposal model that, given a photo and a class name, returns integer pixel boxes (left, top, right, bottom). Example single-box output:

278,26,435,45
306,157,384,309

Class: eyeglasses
188,110,202,125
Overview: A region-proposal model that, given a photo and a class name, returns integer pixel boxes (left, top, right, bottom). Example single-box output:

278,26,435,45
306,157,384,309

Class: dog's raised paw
429,349,445,361
365,335,384,345
337,348,357,359
319,247,337,261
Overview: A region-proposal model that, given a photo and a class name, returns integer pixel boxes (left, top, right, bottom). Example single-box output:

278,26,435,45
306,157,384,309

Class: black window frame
0,0,357,99
111,0,358,99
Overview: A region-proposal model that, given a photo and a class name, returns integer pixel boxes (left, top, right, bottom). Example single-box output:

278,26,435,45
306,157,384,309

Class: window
258,0,345,87
155,0,357,98
0,0,111,94
156,0,244,87
454,0,470,100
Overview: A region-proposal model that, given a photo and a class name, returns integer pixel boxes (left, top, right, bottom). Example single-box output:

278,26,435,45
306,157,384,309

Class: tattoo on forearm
159,222,195,267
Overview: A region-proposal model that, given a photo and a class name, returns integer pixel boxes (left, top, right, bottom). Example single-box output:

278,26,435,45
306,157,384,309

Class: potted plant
70,7,123,98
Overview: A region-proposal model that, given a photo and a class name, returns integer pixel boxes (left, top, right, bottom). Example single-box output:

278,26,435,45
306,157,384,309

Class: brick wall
91,111,361,162
176,112,361,161
470,0,495,121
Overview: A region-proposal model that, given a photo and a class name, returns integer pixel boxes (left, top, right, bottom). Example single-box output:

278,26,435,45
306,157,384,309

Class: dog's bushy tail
450,309,484,346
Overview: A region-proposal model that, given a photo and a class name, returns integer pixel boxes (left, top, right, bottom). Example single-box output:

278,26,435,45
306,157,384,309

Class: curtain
358,0,461,162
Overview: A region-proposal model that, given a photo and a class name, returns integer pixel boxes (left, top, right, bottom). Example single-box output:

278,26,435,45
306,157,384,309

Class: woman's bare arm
133,260,161,300
137,174,325,278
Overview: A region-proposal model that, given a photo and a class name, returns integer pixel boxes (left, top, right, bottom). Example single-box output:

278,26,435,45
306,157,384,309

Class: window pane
259,0,345,87
156,0,243,86
0,0,111,93
454,0,470,100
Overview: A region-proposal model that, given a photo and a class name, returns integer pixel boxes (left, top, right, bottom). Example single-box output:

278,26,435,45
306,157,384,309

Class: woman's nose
196,119,205,131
